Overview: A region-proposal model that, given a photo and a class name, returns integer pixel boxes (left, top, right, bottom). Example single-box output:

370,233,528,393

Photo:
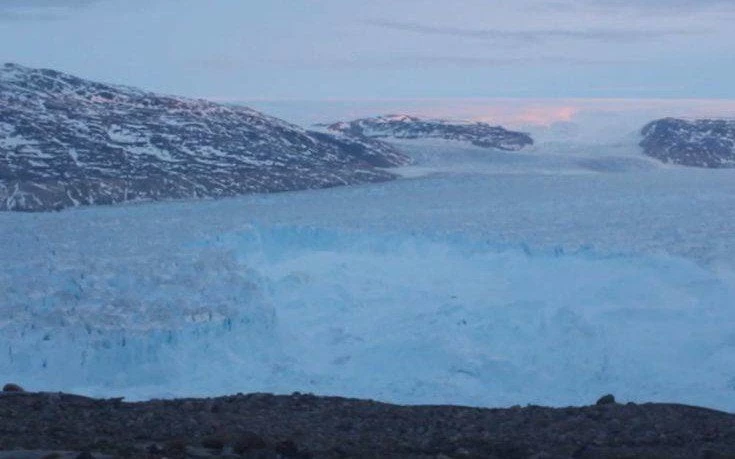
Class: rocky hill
0,390,733,458
325,114,534,151
640,117,735,168
0,64,410,211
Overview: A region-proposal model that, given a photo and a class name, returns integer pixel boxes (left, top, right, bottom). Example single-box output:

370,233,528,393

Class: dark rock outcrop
640,117,735,168
1,383,24,393
596,394,616,405
0,63,410,212
325,114,534,151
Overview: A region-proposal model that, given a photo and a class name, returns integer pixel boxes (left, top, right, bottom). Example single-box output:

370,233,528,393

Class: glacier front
1,139,735,412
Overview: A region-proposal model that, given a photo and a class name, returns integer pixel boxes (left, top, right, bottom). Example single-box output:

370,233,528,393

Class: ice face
0,242,278,395
1,138,735,410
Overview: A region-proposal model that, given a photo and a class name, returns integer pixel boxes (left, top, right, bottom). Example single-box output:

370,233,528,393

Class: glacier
1,137,735,412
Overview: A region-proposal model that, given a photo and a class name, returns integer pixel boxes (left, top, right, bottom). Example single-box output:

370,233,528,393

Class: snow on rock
0,63,410,211
325,114,534,151
641,118,735,168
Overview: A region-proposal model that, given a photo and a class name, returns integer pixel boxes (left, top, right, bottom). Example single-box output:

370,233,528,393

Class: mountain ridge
324,114,534,151
640,117,735,168
0,63,410,211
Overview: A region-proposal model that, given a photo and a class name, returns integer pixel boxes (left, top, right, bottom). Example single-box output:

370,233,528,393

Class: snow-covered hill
325,114,533,151
641,118,735,168
0,64,410,211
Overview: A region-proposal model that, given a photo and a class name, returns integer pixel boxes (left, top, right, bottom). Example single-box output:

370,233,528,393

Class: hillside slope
326,114,534,151
640,118,735,168
0,64,409,211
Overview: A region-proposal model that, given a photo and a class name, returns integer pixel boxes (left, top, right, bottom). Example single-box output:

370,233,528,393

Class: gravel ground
0,390,734,458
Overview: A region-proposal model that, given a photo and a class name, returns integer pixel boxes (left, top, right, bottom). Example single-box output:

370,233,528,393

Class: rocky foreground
0,390,733,459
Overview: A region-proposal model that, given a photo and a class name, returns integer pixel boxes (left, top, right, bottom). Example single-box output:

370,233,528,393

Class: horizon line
210,96,735,103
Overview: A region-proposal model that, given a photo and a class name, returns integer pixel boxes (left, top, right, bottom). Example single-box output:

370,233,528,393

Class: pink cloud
400,98,735,127
239,97,735,130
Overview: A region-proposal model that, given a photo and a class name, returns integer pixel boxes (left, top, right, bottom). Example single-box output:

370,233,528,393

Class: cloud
0,10,59,21
185,57,245,71
185,53,637,73
0,0,102,21
537,0,735,15
373,54,636,68
368,20,701,44
0,0,100,8
585,0,734,10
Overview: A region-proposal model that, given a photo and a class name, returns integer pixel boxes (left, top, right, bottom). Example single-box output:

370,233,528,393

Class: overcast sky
1,0,734,108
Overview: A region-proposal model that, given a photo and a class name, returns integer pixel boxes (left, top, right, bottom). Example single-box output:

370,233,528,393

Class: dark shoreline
0,392,735,459
0,391,734,458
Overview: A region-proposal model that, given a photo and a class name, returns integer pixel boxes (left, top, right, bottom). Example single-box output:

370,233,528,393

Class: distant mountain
0,64,410,211
325,114,534,151
640,118,735,168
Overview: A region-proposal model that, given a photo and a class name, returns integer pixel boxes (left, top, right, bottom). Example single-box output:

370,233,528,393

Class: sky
1,0,735,125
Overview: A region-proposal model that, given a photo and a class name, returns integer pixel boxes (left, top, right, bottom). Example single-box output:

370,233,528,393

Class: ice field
2,135,735,411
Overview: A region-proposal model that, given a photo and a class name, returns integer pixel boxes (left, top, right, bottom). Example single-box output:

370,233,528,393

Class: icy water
2,139,735,411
